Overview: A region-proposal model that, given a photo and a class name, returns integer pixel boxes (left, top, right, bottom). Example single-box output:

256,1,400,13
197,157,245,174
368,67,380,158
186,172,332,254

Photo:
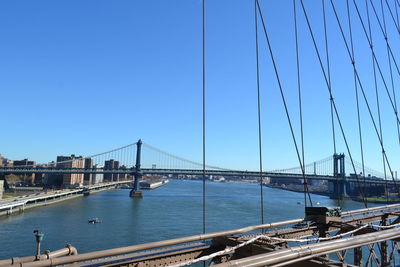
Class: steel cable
365,0,389,203
256,0,313,207
293,0,310,209
346,0,368,203
202,0,206,235
322,0,341,204
380,0,400,146
254,0,264,225
384,0,400,34
300,0,368,207
348,0,400,196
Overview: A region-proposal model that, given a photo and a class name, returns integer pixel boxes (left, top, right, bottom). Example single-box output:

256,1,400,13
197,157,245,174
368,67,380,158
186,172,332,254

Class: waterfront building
13,159,35,166
57,155,84,187
104,160,119,182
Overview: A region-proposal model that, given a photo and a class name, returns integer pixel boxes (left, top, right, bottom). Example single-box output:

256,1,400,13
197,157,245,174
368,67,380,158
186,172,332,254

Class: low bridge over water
0,140,397,200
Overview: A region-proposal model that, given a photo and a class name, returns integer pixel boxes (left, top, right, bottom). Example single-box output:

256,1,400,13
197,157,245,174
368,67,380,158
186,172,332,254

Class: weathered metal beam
76,242,218,267
284,257,358,267
212,228,400,267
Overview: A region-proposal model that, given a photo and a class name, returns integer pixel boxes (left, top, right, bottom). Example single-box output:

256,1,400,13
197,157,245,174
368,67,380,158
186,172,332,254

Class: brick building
57,155,84,186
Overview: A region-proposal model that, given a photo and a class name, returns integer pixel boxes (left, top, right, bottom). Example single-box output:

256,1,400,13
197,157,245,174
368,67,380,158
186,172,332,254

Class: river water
0,179,370,259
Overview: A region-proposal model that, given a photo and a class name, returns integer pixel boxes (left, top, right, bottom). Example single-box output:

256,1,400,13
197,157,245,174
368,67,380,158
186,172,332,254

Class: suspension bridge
2,0,400,266
0,139,397,200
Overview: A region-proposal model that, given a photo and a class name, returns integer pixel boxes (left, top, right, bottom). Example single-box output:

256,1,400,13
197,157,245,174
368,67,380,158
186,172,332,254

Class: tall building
13,159,35,166
104,160,120,182
57,155,84,186
84,158,93,185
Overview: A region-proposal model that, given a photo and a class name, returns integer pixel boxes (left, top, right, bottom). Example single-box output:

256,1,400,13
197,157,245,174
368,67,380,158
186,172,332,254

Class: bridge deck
0,167,395,185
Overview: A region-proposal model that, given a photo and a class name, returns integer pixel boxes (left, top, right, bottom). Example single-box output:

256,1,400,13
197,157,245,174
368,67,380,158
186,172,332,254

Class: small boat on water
140,179,170,190
88,218,101,224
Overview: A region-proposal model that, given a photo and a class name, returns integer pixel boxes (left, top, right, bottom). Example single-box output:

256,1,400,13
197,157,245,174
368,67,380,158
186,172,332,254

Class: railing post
130,139,143,198
353,246,362,266
381,215,390,266
33,230,44,261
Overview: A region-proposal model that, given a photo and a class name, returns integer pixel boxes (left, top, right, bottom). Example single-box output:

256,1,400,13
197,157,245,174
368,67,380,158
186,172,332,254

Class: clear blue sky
1,0,400,173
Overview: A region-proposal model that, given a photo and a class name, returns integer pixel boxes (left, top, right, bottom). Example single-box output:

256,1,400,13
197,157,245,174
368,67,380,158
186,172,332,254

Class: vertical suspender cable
202,0,206,234
368,0,389,202
381,0,400,146
367,0,400,129
256,0,312,207
254,0,264,225
346,0,367,199
335,0,400,198
301,0,369,207
384,0,400,34
322,0,341,204
322,0,337,155
293,0,308,208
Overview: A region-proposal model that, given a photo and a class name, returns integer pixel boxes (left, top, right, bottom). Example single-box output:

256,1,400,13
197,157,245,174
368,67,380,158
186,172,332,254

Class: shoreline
0,182,126,217
264,184,330,197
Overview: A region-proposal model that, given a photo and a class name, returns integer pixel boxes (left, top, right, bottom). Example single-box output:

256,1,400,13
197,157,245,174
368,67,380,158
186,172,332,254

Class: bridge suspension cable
352,0,400,131
380,0,400,145
332,0,400,197
141,142,231,171
384,0,400,34
202,0,206,234
346,0,368,201
365,0,389,202
369,0,400,83
300,0,368,207
321,0,341,204
9,142,138,169
254,0,264,225
256,0,313,207
293,0,312,209
269,156,332,175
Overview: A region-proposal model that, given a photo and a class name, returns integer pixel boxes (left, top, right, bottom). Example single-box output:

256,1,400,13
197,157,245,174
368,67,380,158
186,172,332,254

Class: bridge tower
330,153,348,199
130,139,143,198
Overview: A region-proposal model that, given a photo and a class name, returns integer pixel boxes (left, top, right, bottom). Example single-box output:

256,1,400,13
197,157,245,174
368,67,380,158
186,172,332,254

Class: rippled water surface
0,180,370,259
